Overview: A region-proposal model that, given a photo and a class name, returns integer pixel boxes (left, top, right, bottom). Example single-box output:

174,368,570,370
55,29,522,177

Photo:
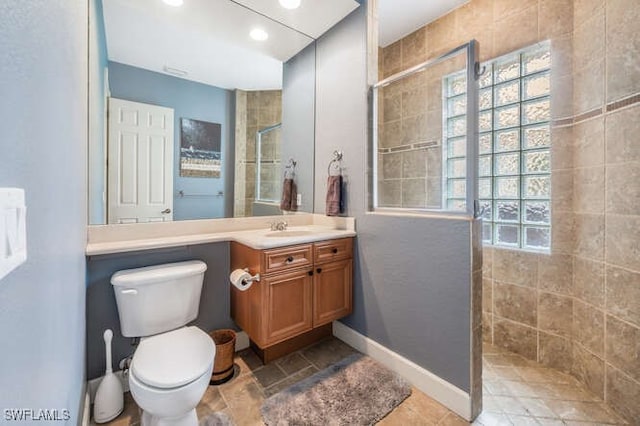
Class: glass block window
444,42,551,250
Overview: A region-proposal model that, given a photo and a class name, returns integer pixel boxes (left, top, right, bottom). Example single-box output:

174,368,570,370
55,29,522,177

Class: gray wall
281,42,316,212
107,61,235,221
86,243,236,380
0,0,88,422
314,4,472,391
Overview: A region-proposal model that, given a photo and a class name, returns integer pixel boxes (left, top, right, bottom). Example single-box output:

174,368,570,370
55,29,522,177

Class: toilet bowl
110,261,214,426
129,326,215,426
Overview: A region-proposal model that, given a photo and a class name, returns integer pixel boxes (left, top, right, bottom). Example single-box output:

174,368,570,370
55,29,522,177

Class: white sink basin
265,230,314,238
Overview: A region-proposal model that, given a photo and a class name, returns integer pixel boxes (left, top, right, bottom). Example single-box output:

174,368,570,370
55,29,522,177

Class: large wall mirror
88,0,359,225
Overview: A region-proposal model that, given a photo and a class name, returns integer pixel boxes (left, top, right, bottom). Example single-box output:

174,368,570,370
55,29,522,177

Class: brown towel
280,178,298,212
326,175,342,216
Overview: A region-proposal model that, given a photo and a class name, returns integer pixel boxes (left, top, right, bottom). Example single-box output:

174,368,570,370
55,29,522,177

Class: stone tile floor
99,338,627,426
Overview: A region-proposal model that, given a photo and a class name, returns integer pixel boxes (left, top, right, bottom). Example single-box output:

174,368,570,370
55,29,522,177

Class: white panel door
108,98,174,224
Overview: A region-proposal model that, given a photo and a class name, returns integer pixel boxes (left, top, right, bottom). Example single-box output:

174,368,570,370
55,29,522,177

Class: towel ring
284,158,297,179
327,151,343,176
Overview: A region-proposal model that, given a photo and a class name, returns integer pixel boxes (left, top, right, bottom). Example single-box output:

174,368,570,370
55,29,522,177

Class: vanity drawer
263,244,313,274
314,238,353,264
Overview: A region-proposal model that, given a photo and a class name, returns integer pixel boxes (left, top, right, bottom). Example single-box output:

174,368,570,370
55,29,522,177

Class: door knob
161,208,171,214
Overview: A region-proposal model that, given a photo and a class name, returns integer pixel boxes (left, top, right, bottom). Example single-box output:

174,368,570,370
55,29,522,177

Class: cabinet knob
316,268,322,274
286,256,294,263
308,270,314,276
332,248,338,254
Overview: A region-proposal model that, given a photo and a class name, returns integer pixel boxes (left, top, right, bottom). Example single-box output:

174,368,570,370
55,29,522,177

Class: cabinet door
264,269,313,345
313,259,353,327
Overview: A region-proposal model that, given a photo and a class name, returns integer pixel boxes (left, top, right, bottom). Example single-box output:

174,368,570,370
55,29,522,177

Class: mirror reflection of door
107,97,174,224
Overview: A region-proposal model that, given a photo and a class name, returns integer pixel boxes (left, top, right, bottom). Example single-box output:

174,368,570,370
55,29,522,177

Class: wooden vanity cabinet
230,238,353,361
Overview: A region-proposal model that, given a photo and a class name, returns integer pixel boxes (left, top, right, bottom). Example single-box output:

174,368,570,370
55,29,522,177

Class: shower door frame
255,122,283,203
371,40,480,219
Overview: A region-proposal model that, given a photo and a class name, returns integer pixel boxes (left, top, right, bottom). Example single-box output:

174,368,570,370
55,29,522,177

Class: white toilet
111,260,215,426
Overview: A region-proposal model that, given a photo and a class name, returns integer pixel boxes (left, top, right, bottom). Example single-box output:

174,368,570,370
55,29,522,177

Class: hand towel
280,178,298,212
326,175,342,216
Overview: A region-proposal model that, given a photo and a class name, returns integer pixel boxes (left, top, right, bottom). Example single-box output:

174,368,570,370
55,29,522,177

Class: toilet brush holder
94,329,124,423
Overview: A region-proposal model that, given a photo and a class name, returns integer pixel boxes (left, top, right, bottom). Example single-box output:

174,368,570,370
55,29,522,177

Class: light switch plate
0,188,27,281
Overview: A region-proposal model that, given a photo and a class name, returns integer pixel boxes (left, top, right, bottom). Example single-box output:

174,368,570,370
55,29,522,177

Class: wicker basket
209,329,236,385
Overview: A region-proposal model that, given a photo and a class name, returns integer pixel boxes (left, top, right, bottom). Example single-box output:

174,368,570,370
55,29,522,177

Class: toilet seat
131,326,215,389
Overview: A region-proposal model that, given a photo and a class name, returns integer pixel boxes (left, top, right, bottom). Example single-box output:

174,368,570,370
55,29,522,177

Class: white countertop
86,214,356,255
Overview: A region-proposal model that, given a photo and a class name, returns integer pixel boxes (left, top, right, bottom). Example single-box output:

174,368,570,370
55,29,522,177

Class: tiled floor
99,338,627,426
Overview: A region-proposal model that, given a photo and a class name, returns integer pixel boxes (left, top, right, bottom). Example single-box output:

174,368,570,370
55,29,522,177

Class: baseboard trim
81,391,90,426
332,321,471,421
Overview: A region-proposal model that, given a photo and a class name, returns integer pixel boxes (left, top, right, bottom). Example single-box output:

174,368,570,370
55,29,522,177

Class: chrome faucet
269,221,288,231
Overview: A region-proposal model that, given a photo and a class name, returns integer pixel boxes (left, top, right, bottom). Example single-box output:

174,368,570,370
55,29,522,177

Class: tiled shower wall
379,0,639,422
233,90,282,217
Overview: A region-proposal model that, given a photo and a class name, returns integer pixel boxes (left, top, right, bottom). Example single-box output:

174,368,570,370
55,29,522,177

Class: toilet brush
94,329,124,423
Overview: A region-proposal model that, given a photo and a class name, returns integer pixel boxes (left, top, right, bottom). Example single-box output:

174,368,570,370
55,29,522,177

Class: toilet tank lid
111,260,207,287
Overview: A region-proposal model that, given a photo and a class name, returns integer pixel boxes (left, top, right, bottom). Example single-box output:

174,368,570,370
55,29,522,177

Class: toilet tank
111,260,207,337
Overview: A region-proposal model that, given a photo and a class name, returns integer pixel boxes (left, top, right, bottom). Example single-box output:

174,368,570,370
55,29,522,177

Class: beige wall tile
538,292,573,337
606,315,640,382
494,318,538,360
493,0,537,21
539,0,573,38
539,332,573,373
605,0,640,102
426,12,458,59
551,169,573,212
483,246,493,278
382,152,402,179
494,282,538,327
551,211,575,254
483,277,493,313
573,213,604,260
378,180,401,207
573,300,604,357
401,114,427,144
573,9,605,72
573,166,605,214
382,92,401,123
482,311,493,343
401,27,428,68
538,253,573,296
605,105,640,164
382,40,402,78
493,4,539,57
401,149,427,178
401,178,426,208
493,248,539,288
573,117,604,168
606,265,640,328
573,60,604,115
550,126,574,171
606,365,640,423
606,162,640,216
551,73,574,120
573,257,604,308
401,85,427,119
572,344,605,399
605,214,640,272
380,120,402,148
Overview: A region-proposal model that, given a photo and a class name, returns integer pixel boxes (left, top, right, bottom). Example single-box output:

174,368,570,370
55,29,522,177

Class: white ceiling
378,0,469,47
102,0,359,90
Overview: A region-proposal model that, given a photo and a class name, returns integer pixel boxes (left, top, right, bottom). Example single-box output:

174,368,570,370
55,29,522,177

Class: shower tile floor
97,338,627,426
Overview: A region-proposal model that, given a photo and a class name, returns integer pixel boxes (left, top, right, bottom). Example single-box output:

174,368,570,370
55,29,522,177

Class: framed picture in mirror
179,118,222,178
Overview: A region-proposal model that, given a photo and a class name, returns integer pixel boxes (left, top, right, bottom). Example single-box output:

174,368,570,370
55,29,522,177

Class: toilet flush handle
120,289,138,295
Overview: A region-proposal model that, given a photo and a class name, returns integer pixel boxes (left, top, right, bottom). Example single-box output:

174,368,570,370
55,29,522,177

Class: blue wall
89,0,108,225
0,0,88,422
313,4,473,392
108,62,235,221
86,243,236,380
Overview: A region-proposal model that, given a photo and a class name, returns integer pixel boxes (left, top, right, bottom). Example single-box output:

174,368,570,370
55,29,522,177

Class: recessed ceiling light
279,0,301,9
163,0,183,7
250,28,269,41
